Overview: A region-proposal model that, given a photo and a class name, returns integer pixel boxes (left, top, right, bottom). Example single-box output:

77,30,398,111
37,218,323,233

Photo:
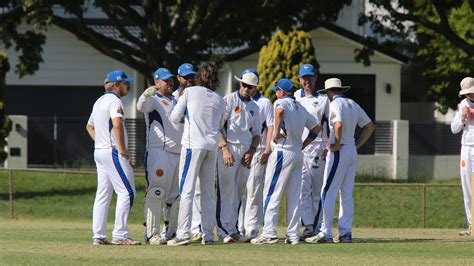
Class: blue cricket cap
154,68,174,80
177,63,197,77
271,78,294,92
106,70,134,83
241,68,259,79
298,64,316,77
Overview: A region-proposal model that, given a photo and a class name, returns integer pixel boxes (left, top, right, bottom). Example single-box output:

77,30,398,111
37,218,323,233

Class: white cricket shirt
223,91,261,146
272,96,319,152
169,86,225,150
451,98,474,146
87,91,128,149
328,95,371,146
137,92,183,154
252,92,274,150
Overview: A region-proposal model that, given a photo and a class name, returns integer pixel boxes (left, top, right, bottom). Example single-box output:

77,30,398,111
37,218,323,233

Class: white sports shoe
111,238,141,245
148,234,162,245
305,234,333,244
167,238,191,246
250,236,279,245
192,233,203,242
92,238,109,245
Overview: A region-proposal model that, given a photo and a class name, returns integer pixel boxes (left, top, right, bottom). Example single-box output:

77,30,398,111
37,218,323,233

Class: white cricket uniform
137,91,183,239
88,91,136,240
173,87,202,235
169,85,225,242
451,98,474,228
295,88,330,230
261,96,318,242
242,92,274,236
216,91,261,239
319,95,371,238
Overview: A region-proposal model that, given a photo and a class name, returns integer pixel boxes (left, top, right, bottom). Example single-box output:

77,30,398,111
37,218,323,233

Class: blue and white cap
106,70,134,83
298,64,316,77
271,78,294,92
241,68,259,79
177,63,197,77
154,68,174,80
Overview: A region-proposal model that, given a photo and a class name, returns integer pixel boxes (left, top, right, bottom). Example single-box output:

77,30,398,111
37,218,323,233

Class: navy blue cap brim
179,71,196,77
271,86,278,91
123,77,135,82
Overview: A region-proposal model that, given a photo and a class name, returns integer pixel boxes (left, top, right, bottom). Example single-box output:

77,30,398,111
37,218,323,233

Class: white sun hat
234,72,261,87
459,77,474,96
317,78,351,93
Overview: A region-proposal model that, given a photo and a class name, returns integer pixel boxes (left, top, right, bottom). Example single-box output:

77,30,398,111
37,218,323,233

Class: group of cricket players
87,60,382,246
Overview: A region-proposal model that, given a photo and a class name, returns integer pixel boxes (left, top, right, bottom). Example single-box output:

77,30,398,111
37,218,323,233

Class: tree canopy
359,0,474,112
257,30,318,101
8,0,349,83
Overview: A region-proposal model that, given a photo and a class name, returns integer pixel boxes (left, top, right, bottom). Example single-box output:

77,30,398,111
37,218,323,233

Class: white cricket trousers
460,145,473,227
144,148,180,237
191,179,202,235
319,145,357,238
216,143,250,238
243,148,266,236
261,149,303,242
301,150,325,229
176,147,217,242
92,147,136,240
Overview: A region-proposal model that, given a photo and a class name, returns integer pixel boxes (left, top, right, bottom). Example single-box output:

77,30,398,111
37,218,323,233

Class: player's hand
241,147,256,168
461,106,470,122
273,131,286,143
330,143,341,152
143,86,158,97
322,149,328,160
222,147,234,167
260,149,271,165
119,149,131,163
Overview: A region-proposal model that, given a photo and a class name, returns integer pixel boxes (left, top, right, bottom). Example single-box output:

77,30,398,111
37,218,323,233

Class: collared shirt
223,91,261,146
87,92,128,149
328,95,371,146
295,88,330,155
272,96,318,152
451,98,474,146
136,92,183,154
169,85,226,150
252,92,274,149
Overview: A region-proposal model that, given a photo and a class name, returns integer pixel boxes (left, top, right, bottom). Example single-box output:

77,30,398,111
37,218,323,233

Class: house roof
81,19,409,64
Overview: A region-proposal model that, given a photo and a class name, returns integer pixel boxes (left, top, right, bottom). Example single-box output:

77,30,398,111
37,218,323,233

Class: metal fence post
8,169,14,219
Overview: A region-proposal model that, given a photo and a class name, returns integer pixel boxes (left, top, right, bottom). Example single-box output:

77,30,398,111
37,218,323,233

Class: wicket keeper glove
143,86,158,97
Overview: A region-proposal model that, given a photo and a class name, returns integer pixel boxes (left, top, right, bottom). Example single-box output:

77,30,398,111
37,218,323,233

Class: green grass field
0,220,473,265
0,170,467,228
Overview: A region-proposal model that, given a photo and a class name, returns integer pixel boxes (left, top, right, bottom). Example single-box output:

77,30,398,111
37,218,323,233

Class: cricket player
173,63,204,242
86,70,140,245
167,63,225,246
242,69,274,241
451,77,474,236
217,70,261,243
136,67,182,245
306,78,375,244
251,78,321,245
294,64,330,239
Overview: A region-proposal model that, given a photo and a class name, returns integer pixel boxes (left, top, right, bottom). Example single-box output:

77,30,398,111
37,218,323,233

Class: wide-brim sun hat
459,77,474,96
234,72,262,87
317,78,350,94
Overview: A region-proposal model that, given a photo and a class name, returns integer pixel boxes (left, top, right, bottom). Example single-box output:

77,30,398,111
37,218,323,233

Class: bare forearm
86,125,95,141
356,122,375,149
265,126,274,152
334,122,342,145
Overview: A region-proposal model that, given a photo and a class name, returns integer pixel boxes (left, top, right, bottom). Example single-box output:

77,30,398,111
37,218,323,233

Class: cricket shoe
250,236,279,245
284,238,300,245
148,234,163,245
305,234,334,244
167,237,191,246
459,228,471,236
111,238,141,245
301,228,315,240
244,233,258,243
92,238,109,245
337,232,352,243
201,239,215,245
192,233,203,242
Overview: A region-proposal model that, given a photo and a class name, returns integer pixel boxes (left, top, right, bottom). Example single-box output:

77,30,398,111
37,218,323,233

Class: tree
257,30,318,101
0,52,12,164
359,0,474,112
21,0,350,84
